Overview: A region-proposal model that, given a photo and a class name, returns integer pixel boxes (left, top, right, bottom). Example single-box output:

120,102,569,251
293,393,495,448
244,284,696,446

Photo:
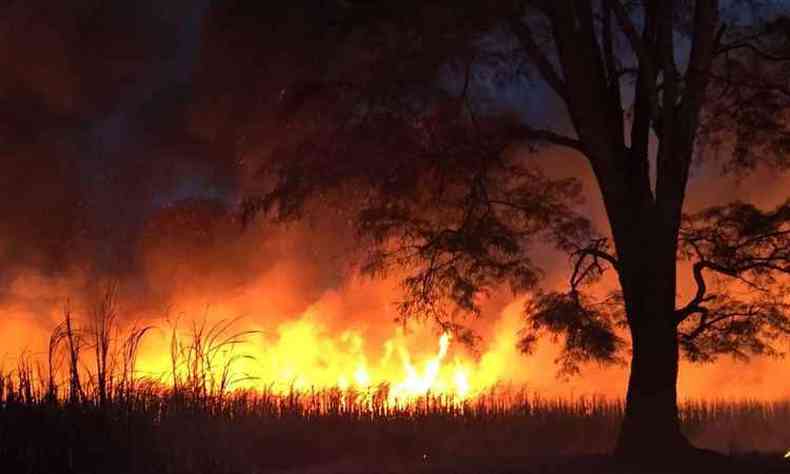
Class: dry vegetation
1,292,788,474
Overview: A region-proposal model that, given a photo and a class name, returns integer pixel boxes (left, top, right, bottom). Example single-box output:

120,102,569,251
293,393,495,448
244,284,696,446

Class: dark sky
1,1,227,277
1,1,407,326
0,1,531,280
1,0,787,313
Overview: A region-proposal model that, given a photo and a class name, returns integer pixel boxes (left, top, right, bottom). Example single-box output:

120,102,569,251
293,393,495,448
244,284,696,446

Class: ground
271,454,790,474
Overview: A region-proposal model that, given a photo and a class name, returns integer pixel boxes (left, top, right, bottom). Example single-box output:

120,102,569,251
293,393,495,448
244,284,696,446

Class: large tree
228,0,790,458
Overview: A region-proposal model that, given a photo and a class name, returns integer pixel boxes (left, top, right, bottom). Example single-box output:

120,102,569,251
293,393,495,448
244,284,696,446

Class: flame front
134,309,508,402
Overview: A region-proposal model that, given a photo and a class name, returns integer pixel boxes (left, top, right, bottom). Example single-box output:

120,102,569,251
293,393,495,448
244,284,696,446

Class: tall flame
133,311,505,402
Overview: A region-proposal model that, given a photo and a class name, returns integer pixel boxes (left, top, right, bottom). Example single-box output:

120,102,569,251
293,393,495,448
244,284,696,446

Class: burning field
0,155,788,473
3,1,790,473
0,249,789,473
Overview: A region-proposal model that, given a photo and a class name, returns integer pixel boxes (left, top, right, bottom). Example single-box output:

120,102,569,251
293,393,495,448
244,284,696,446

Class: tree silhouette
234,0,790,459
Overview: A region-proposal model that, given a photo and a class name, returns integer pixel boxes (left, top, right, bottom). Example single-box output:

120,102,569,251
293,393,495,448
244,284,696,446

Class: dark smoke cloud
0,1,375,332
1,1,215,274
0,0,236,333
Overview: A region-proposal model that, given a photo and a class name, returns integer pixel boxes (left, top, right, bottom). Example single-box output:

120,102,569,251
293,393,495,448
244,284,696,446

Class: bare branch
509,123,585,152
681,0,720,120
572,243,620,276
675,260,713,324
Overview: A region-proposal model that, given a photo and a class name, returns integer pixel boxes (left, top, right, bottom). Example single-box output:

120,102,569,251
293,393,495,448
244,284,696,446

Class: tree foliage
677,200,790,360
237,0,790,373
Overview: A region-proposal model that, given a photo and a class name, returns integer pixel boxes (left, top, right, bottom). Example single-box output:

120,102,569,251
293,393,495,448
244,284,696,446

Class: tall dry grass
0,295,788,473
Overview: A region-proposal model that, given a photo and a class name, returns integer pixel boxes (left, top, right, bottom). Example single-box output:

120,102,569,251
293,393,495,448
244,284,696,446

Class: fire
133,309,505,402
389,332,450,400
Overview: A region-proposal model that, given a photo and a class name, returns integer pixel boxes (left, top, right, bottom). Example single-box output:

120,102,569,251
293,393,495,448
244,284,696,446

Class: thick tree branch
509,124,585,152
626,1,659,164
680,309,751,342
568,238,620,293
681,0,720,120
675,260,713,324
676,201,790,332
715,42,790,62
601,0,618,87
573,247,620,274
601,0,625,142
655,0,719,243
605,0,655,75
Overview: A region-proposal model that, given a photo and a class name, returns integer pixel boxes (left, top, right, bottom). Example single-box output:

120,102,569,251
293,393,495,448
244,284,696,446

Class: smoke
0,1,787,400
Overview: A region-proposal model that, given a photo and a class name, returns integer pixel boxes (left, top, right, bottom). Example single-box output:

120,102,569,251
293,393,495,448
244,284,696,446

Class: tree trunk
616,308,688,457
614,234,690,458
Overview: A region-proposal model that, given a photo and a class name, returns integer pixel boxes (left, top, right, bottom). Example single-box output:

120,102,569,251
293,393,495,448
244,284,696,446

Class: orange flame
133,310,507,402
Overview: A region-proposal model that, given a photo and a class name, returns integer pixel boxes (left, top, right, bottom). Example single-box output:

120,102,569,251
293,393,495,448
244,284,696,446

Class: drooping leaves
521,290,626,376
677,200,790,361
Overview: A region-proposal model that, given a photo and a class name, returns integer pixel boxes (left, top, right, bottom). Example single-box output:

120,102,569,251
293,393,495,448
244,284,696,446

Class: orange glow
132,310,508,403
3,268,789,404
1,166,788,404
